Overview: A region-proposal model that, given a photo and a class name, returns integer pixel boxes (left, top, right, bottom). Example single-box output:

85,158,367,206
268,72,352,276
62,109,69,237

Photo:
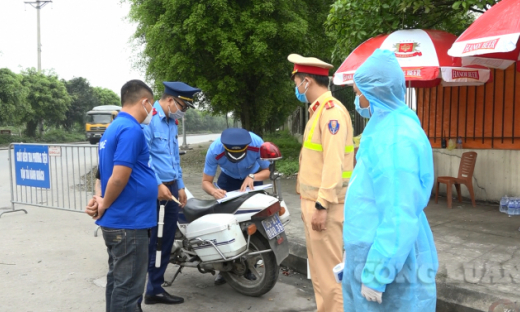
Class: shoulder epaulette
325,100,335,110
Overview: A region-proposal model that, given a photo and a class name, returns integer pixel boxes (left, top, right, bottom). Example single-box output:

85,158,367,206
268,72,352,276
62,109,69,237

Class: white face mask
142,100,153,125
169,99,186,120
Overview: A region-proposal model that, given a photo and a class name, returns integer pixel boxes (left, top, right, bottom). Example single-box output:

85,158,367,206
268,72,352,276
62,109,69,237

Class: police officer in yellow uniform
288,54,354,312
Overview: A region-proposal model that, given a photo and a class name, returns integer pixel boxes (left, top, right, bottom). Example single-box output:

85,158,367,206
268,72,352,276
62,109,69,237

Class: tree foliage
92,87,120,107
21,69,72,136
179,109,230,133
126,0,335,134
326,0,499,61
0,68,32,126
62,77,99,130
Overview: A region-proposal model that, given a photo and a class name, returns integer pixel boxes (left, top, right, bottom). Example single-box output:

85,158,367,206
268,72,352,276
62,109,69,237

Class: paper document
216,184,273,203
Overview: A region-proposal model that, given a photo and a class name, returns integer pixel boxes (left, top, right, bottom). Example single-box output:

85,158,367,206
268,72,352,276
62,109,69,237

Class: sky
0,0,146,95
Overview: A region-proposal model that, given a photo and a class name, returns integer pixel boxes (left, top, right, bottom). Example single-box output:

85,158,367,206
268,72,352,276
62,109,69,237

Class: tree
0,68,32,126
62,77,99,131
92,87,120,107
126,0,336,134
326,0,499,61
21,68,72,136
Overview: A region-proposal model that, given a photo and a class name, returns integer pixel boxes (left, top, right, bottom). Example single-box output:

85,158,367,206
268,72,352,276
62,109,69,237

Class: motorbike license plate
261,214,285,240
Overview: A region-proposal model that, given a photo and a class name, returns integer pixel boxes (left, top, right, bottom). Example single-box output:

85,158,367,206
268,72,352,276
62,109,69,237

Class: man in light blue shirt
201,127,271,285
140,81,200,309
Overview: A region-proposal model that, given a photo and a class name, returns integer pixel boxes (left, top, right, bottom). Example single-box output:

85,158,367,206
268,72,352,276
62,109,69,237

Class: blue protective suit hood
353,49,407,115
342,49,438,312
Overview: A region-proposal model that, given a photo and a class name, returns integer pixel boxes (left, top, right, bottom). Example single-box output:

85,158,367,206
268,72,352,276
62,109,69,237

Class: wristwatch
248,173,255,180
315,202,326,210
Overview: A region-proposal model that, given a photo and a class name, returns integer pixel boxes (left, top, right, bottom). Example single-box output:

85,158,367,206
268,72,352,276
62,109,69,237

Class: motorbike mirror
260,142,282,161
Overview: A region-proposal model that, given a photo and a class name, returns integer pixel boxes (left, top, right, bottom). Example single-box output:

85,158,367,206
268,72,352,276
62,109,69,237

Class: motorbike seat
183,192,263,223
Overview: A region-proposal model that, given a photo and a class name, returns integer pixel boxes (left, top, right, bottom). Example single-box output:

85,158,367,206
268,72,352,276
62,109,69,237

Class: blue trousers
216,171,263,192
102,227,149,312
143,183,179,297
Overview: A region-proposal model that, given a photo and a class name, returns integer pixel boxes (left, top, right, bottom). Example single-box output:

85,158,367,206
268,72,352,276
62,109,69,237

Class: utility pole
25,0,52,72
181,117,188,149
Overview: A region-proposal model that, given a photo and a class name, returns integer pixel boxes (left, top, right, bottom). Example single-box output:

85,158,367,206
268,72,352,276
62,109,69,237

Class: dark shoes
244,271,257,281
214,272,227,285
144,291,184,305
214,271,257,286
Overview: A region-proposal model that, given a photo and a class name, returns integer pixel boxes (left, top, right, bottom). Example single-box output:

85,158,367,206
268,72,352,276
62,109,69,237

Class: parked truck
85,105,121,144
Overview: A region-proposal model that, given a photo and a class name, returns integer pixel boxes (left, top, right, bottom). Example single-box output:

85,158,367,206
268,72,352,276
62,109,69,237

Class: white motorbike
164,142,290,297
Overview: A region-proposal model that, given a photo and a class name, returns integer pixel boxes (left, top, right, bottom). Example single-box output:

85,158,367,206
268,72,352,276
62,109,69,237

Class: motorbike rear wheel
221,233,279,297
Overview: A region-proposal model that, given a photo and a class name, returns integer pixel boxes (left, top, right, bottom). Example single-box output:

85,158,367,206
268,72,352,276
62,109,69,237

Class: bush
40,129,84,143
276,159,299,176
0,129,85,146
264,130,301,176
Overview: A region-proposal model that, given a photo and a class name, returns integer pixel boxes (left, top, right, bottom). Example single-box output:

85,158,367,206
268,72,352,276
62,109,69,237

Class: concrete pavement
0,204,316,312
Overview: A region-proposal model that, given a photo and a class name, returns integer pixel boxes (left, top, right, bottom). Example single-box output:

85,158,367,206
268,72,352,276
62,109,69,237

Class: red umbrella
448,0,520,71
333,29,491,88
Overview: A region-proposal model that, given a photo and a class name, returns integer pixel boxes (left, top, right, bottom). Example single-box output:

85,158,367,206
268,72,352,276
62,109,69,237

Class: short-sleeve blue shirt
204,132,269,180
96,112,157,230
142,102,185,189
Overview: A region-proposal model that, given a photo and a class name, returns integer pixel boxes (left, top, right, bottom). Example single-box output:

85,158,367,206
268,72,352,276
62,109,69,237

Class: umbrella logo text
452,69,480,80
463,38,500,53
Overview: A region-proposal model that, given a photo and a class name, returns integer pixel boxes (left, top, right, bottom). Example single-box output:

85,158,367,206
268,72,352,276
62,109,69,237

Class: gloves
361,284,382,304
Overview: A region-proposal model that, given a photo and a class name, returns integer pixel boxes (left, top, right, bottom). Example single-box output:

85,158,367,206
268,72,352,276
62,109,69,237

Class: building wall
433,148,520,202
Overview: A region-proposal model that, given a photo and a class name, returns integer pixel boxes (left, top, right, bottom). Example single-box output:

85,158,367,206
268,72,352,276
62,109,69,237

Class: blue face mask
354,94,371,118
295,79,309,103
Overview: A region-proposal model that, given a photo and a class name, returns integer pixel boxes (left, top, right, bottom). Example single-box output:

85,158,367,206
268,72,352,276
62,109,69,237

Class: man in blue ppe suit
201,127,271,284
138,81,200,311
342,49,438,311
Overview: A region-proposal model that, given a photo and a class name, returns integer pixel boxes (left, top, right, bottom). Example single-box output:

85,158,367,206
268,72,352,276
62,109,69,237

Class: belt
162,180,177,186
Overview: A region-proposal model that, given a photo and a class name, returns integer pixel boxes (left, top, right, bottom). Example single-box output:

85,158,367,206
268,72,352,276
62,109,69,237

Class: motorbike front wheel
221,233,279,297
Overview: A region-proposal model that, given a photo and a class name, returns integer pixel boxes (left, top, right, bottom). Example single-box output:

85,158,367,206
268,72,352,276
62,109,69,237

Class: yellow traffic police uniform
298,92,354,312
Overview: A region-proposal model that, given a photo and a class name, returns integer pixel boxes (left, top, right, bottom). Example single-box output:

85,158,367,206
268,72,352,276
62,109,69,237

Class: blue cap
162,81,201,107
221,128,251,151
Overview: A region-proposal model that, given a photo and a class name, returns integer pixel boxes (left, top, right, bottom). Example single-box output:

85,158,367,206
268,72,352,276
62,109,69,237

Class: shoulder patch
328,120,340,135
325,101,335,110
175,119,179,125
152,108,158,116
247,146,260,152
311,102,320,112
215,152,226,160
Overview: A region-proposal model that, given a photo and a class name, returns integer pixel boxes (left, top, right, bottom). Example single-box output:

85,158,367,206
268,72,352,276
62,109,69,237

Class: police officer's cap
287,53,333,79
163,81,201,108
221,128,252,162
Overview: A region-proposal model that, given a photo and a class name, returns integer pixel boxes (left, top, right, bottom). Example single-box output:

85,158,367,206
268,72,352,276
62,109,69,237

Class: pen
214,182,227,197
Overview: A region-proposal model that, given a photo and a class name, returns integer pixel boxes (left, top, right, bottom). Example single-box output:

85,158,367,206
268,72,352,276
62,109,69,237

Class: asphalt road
0,134,317,312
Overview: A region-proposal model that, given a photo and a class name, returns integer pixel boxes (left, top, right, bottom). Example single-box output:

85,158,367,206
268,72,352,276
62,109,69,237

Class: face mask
354,94,371,118
295,79,309,103
142,100,153,125
169,100,186,120
225,151,247,163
